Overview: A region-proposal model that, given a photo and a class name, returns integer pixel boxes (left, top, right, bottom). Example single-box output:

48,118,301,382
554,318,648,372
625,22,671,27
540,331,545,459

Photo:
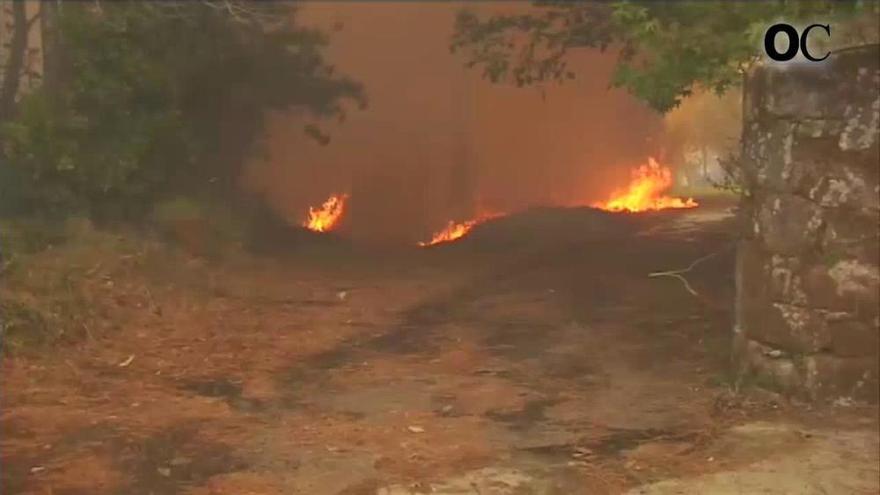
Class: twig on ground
647,251,723,297
81,322,94,341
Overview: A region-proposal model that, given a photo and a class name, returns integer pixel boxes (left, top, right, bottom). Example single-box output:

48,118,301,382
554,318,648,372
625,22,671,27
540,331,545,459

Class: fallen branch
648,251,723,297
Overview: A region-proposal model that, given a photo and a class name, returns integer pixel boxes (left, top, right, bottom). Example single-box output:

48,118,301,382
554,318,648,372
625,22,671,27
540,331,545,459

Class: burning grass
417,157,697,247
419,219,480,246
593,158,698,213
303,194,348,233
419,211,503,247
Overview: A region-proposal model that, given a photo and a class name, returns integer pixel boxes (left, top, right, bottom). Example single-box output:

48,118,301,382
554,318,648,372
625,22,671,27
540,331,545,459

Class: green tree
1,1,365,221
451,1,876,113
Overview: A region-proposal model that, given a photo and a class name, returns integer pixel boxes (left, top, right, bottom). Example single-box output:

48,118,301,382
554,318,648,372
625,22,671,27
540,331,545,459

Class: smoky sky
243,2,663,244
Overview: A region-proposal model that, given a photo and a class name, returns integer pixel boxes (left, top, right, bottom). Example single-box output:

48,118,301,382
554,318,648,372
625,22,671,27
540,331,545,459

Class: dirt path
2,205,877,494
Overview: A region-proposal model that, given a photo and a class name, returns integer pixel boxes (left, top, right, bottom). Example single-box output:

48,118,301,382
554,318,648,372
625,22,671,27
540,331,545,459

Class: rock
803,354,879,402
755,193,824,255
825,318,880,358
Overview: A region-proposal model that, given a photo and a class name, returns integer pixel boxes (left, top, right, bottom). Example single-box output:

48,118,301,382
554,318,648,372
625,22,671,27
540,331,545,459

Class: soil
2,201,877,494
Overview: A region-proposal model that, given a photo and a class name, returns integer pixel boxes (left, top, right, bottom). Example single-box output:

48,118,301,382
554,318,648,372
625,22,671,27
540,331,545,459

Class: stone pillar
735,45,880,402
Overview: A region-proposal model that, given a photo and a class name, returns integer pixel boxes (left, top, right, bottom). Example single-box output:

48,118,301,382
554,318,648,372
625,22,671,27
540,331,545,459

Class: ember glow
419,211,501,246
593,158,698,213
303,194,348,232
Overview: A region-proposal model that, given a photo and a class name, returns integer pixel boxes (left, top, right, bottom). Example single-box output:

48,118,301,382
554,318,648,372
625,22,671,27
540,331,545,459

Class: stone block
802,263,859,313
803,158,880,211
802,258,879,323
787,133,880,210
751,63,843,119
821,209,880,266
767,254,807,305
826,317,880,358
755,193,824,255
749,45,880,121
803,354,879,402
828,258,880,303
741,300,831,354
741,120,798,190
839,95,879,151
738,339,805,395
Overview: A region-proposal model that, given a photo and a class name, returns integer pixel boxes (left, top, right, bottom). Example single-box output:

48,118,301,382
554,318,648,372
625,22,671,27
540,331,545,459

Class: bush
0,2,364,223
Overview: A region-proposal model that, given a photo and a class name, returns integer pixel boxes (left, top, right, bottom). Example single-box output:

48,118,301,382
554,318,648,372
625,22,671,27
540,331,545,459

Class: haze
244,2,663,244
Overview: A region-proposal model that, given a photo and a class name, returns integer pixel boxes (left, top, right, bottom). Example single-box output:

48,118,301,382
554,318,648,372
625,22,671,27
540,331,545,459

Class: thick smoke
244,2,665,245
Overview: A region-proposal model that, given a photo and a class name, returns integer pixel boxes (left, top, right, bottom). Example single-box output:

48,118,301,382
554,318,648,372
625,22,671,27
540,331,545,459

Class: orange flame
419,219,479,246
593,158,698,213
303,194,348,232
419,211,501,246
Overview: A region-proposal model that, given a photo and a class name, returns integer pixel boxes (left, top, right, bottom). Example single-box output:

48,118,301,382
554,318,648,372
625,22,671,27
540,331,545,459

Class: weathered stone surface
838,85,879,151
808,171,877,210
738,339,809,396
747,45,880,122
741,300,831,354
803,354,879,402
826,317,880,358
735,44,880,403
820,209,880,265
830,45,880,105
827,259,880,305
738,339,804,394
741,120,798,191
801,263,858,312
767,254,806,305
790,135,880,211
755,193,824,255
736,240,769,300
750,64,843,119
795,119,846,140
802,259,880,320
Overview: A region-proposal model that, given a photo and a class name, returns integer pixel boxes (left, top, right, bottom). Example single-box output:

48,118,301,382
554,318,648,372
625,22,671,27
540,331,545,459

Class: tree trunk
701,146,709,181
0,1,29,125
40,1,61,95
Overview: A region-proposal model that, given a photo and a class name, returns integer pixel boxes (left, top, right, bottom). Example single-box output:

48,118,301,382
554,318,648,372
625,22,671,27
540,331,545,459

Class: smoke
243,2,665,244
662,88,742,188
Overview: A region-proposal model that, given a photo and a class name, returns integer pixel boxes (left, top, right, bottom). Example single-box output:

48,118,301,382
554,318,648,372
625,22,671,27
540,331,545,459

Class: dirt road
2,204,877,494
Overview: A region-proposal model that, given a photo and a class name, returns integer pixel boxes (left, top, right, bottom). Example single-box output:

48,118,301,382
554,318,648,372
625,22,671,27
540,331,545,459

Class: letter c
801,24,831,61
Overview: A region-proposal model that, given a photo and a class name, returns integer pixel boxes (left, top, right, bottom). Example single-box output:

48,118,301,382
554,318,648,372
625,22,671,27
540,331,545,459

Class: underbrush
0,216,222,355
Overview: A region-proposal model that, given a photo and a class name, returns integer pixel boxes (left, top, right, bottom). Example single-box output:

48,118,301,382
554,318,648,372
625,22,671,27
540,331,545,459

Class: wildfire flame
419,211,501,246
593,158,698,213
419,219,478,246
303,194,348,232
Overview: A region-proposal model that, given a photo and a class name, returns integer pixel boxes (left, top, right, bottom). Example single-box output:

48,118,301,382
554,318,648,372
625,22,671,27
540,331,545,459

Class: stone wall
735,45,880,402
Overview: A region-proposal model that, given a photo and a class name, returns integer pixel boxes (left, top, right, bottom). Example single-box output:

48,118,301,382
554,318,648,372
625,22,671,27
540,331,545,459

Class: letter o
764,23,799,61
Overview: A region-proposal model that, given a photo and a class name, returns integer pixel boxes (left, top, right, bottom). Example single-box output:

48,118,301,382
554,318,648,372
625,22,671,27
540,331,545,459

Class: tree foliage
451,1,875,113
1,1,365,220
